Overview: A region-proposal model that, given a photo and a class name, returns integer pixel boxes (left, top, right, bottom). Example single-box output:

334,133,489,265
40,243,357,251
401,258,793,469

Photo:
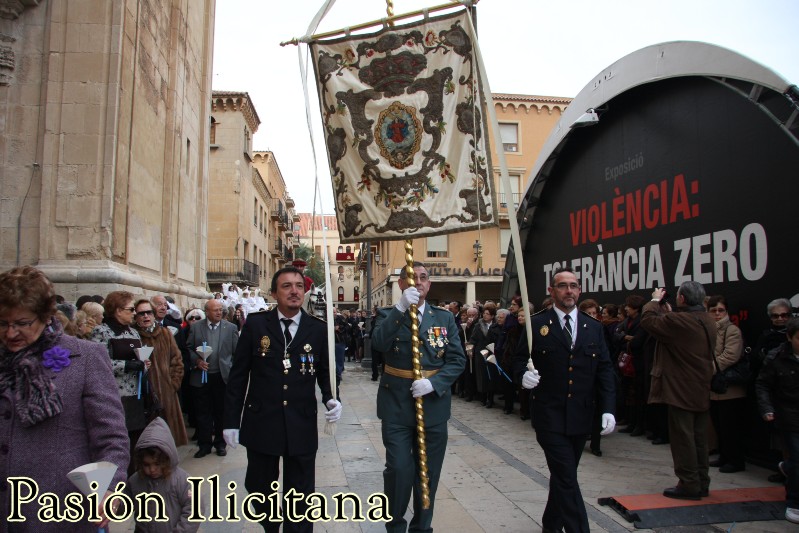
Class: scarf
0,316,65,427
103,315,130,335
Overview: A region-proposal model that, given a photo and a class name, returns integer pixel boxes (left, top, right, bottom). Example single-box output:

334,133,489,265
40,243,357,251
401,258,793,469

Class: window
354,286,360,302
345,245,351,253
210,117,217,144
500,175,520,209
499,123,518,152
426,234,448,258
337,245,344,253
500,229,511,257
338,286,344,302
253,199,258,226
243,127,251,156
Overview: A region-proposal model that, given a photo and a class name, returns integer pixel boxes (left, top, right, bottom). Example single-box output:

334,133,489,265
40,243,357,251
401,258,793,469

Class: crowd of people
363,283,796,523
2,261,798,529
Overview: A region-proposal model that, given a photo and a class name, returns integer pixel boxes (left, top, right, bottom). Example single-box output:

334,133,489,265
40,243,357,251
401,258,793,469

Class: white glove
411,378,434,398
395,287,420,313
223,429,239,449
325,399,342,423
600,413,616,435
166,301,182,320
521,369,540,389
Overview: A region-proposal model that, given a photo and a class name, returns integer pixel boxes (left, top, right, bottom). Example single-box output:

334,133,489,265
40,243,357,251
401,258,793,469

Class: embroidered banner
311,9,497,243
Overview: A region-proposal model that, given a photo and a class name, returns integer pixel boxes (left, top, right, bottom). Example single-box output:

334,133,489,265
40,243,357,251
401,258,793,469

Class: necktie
281,318,293,344
563,314,574,345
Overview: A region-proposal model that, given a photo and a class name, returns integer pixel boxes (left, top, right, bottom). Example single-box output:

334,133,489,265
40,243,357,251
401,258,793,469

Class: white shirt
553,307,578,346
278,311,300,339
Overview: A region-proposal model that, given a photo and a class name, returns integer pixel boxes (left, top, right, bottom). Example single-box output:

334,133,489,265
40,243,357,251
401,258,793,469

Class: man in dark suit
371,261,465,533
187,298,238,458
223,266,342,533
516,266,616,533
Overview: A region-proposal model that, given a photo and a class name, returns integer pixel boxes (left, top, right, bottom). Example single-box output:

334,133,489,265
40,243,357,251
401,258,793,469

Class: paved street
122,361,792,532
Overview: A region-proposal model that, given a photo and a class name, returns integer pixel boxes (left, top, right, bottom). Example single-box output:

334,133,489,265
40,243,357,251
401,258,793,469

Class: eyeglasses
136,310,154,317
122,307,135,312
188,316,201,321
770,312,791,319
553,283,580,291
0,318,38,332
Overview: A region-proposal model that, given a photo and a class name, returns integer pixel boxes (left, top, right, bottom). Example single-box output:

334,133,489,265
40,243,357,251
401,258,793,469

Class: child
756,316,799,524
126,417,199,532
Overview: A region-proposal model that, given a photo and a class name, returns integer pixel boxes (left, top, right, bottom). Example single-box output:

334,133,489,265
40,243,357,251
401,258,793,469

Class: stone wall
0,0,215,308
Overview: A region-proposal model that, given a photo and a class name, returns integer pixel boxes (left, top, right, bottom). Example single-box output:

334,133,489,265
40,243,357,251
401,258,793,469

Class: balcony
270,238,283,257
283,245,293,262
207,258,259,287
498,192,521,217
336,251,356,262
270,199,284,221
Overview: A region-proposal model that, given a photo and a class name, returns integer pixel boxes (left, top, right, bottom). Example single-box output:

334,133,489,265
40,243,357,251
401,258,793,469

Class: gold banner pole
405,239,430,509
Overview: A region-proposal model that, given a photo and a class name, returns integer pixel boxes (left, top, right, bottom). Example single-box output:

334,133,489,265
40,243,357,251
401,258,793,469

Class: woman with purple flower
0,265,129,531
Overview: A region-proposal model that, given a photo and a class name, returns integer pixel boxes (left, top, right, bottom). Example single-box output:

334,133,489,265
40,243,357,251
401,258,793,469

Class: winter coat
755,342,799,432
641,302,716,412
125,418,198,532
135,324,188,446
0,336,129,532
709,316,746,401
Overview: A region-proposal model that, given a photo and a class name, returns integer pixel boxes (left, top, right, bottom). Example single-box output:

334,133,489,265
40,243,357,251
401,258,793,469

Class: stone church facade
0,0,215,305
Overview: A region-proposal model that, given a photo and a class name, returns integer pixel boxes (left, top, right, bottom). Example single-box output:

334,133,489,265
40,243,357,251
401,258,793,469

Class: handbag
720,328,752,386
618,350,635,378
701,319,728,394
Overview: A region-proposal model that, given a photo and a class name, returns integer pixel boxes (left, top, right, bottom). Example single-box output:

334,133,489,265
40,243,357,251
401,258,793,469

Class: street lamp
374,252,381,266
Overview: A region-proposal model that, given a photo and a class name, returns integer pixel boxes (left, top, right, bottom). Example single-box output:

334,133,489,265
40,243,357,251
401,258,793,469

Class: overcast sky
212,0,799,214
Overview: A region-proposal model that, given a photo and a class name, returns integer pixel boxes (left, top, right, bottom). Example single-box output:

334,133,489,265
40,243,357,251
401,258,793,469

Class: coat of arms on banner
311,10,497,243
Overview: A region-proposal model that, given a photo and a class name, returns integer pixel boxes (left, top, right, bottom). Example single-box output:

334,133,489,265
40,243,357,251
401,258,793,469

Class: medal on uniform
427,327,449,348
283,358,291,370
540,325,549,336
309,354,315,375
260,336,270,357
300,354,307,375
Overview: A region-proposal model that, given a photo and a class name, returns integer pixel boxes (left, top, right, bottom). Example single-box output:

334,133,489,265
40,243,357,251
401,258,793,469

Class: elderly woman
0,266,128,530
707,295,746,473
133,298,188,447
91,290,146,473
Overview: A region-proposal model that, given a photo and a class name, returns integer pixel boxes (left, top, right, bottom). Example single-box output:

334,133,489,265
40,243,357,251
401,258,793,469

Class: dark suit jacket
514,308,615,436
371,304,465,427
186,318,238,386
223,308,334,456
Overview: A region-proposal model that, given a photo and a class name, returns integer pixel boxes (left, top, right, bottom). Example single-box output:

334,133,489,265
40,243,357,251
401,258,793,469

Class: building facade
296,213,360,311
206,91,298,295
0,0,216,306
361,93,570,309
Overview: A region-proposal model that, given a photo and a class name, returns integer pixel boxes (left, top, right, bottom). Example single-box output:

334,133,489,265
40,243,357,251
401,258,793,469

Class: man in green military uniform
371,261,466,532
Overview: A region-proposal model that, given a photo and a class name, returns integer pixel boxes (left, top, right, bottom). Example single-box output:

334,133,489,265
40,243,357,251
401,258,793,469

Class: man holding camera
641,282,716,500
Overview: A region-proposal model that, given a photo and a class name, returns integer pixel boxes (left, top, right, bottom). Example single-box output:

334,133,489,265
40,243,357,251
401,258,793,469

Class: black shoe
719,463,744,473
503,409,513,415
485,401,494,409
630,428,645,437
194,449,211,459
216,448,227,457
652,438,669,445
708,458,724,467
591,449,603,457
520,414,530,421
465,396,473,402
663,486,701,500
768,472,786,483
371,376,378,381
190,432,199,441
619,426,635,433
700,488,709,497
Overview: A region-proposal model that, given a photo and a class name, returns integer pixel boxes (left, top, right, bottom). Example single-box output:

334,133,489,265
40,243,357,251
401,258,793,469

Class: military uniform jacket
514,308,615,436
371,304,466,427
223,308,334,456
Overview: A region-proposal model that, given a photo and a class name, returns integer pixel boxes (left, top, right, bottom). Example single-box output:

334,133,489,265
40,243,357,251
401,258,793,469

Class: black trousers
244,448,316,533
536,429,590,533
710,397,746,467
193,372,226,451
